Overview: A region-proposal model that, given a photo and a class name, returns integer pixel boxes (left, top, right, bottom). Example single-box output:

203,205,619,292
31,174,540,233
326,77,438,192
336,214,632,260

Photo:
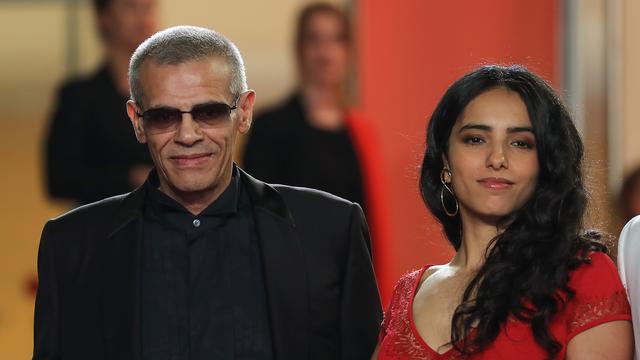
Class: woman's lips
477,177,514,190
170,153,213,167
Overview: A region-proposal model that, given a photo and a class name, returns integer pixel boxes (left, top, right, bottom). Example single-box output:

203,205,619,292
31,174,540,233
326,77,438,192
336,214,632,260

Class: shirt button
193,219,201,228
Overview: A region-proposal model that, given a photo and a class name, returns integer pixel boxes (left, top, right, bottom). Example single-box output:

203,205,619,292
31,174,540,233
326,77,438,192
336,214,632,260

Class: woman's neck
301,83,345,130
449,211,502,271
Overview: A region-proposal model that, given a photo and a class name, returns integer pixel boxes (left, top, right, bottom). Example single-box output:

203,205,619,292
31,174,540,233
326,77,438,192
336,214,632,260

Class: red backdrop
355,0,562,305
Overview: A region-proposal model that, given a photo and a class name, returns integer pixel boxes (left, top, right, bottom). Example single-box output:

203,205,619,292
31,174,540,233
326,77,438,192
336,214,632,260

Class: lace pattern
569,288,631,334
379,268,467,359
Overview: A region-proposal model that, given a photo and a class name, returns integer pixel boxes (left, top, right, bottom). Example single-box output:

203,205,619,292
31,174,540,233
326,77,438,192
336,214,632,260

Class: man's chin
169,180,215,195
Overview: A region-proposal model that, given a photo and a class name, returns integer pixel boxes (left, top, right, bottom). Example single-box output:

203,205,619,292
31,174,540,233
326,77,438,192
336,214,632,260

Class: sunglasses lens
140,102,233,133
144,109,182,133
192,103,231,126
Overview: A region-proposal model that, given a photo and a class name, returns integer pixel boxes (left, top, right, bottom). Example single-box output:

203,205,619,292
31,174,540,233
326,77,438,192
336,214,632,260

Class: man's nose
174,114,204,146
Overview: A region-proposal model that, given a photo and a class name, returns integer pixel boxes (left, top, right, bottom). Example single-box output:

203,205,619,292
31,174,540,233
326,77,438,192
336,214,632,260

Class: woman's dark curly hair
420,65,606,358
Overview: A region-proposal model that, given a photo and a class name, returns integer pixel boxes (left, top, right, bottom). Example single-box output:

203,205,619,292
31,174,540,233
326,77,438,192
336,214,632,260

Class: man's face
127,57,254,200
99,0,158,53
299,11,349,87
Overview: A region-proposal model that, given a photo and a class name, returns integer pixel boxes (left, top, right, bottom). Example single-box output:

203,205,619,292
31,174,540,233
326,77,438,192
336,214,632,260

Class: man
34,26,382,360
45,0,158,205
244,3,367,211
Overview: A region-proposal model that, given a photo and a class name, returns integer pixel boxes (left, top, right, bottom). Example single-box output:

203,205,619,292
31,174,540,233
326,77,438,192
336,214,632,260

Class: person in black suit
243,3,367,211
45,0,158,204
33,25,382,360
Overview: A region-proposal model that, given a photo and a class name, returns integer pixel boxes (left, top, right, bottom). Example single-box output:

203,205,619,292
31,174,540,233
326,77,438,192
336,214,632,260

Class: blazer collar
238,167,296,227
107,184,146,237
102,185,146,359
238,167,308,359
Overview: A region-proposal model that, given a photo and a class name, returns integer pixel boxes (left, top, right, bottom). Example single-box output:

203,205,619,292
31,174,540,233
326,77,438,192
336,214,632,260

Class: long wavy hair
420,65,606,358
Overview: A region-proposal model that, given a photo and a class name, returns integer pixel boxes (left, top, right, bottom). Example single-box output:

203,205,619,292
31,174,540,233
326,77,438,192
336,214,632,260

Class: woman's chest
412,276,469,352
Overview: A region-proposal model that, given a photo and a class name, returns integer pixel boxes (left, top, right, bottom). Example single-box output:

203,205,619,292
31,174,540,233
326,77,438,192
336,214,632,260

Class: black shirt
45,65,152,204
141,168,273,360
243,93,366,212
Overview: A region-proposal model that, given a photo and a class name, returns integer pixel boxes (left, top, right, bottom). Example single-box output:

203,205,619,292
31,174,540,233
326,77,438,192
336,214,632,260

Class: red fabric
377,252,631,359
345,111,392,284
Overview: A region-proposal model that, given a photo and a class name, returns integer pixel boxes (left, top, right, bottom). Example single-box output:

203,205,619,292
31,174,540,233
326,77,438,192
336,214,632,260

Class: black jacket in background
243,93,366,212
33,168,382,360
44,65,152,204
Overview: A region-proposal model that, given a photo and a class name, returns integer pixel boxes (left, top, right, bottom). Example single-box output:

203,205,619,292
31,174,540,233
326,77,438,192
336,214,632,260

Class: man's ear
237,90,256,135
126,100,147,143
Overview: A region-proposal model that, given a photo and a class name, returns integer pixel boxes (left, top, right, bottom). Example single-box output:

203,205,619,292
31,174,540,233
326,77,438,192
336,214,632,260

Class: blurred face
299,11,349,87
627,178,640,219
445,87,539,222
99,0,158,53
127,57,254,200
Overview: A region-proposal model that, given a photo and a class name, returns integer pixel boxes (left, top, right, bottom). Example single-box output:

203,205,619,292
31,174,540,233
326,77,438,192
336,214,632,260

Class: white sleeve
617,215,640,360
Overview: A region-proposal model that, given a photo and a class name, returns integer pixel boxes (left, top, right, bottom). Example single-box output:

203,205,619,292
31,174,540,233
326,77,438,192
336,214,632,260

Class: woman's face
445,87,539,222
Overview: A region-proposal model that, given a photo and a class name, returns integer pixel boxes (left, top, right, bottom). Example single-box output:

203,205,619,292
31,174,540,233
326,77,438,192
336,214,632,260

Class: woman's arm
566,320,634,359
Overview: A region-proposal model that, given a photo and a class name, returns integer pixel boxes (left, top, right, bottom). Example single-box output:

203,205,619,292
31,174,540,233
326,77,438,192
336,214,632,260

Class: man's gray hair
129,25,248,104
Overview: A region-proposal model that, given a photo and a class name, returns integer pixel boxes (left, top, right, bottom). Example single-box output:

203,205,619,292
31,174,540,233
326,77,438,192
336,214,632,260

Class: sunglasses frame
135,95,241,134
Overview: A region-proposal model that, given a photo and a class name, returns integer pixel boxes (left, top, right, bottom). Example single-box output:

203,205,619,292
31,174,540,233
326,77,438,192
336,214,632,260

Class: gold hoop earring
440,168,459,217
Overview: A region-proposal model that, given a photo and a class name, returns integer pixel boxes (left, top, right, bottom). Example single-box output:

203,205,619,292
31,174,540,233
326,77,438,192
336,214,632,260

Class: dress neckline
408,265,460,357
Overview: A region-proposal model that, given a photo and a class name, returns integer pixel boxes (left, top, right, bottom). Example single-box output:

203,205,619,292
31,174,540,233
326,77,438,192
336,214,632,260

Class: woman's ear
442,154,450,170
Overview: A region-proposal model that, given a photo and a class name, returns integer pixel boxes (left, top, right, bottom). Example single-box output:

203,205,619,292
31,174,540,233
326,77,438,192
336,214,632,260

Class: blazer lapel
102,186,146,360
240,169,309,359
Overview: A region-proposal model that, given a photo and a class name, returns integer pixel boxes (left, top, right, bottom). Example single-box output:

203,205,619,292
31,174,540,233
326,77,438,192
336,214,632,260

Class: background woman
374,65,633,359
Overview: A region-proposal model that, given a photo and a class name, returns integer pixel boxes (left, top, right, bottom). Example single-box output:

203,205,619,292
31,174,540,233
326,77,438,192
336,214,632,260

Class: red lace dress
377,252,631,359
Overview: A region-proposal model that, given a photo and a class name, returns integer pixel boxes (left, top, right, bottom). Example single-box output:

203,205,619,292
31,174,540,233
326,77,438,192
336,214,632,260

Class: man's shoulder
46,193,130,230
271,183,358,215
241,169,358,213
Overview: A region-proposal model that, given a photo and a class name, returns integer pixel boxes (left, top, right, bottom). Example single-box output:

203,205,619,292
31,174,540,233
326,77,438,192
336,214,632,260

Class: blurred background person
44,0,158,205
619,166,640,222
243,2,369,212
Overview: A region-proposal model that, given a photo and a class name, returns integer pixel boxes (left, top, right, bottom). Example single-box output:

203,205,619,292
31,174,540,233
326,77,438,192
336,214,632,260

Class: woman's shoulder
565,251,631,339
387,266,433,302
394,267,429,291
569,251,619,290
568,251,625,301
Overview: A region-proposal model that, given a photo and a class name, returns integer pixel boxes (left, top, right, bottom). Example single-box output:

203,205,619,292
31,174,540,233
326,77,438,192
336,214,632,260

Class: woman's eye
512,140,532,148
464,136,484,145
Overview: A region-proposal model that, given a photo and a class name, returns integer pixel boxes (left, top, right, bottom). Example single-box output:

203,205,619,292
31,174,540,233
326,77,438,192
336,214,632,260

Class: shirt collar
145,165,241,218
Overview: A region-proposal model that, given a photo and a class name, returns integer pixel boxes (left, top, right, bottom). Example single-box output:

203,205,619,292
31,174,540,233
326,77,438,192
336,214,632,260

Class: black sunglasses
136,97,239,134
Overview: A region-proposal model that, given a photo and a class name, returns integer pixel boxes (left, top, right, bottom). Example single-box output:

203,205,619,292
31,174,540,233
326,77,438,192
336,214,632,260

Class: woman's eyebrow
458,123,491,133
507,126,534,134
458,123,534,134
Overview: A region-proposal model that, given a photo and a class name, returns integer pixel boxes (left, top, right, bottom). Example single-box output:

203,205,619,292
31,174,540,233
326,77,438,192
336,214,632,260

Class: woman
374,66,633,359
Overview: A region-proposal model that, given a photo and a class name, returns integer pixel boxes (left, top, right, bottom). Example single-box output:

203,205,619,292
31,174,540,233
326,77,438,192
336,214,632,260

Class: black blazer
33,169,382,360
